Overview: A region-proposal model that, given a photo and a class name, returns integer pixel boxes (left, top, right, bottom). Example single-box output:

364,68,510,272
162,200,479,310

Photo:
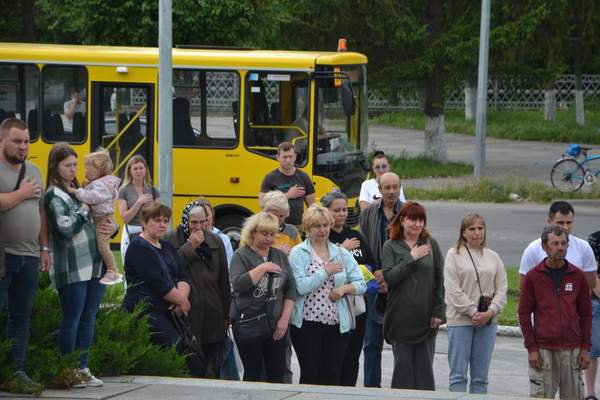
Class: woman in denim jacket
289,204,366,386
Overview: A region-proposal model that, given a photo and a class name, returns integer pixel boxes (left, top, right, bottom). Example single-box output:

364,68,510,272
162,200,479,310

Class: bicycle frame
580,153,600,177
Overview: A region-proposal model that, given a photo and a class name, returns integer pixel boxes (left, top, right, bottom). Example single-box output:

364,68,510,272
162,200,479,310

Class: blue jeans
591,299,600,358
447,323,497,394
0,254,40,370
57,278,106,369
363,292,384,387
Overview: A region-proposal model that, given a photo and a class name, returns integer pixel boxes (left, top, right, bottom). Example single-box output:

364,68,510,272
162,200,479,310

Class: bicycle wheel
551,158,585,192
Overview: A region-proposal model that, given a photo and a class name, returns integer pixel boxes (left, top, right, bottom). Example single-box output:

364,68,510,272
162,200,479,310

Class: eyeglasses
189,219,210,225
373,164,389,170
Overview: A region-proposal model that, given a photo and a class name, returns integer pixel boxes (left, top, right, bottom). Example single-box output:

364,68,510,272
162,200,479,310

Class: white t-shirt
359,178,406,205
519,234,597,275
63,99,86,131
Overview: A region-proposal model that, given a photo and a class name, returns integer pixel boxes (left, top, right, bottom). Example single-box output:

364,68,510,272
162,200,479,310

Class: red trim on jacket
518,259,592,353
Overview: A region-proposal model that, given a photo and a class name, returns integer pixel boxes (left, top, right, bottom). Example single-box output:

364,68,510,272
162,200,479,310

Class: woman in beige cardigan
444,213,507,394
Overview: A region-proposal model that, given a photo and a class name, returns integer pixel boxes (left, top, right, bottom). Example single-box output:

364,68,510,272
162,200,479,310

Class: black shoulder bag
464,246,493,325
232,251,275,344
170,310,208,377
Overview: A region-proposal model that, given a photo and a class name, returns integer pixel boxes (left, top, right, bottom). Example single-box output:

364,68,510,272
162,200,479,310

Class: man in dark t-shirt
259,142,315,226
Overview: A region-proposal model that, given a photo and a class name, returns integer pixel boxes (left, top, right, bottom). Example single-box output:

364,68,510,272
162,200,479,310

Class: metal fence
368,74,600,112
134,73,600,111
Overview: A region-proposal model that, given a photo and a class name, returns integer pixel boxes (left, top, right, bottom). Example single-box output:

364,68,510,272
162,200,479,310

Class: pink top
302,249,339,325
74,175,121,217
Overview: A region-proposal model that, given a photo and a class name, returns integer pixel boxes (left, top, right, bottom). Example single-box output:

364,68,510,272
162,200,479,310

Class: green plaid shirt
44,186,102,289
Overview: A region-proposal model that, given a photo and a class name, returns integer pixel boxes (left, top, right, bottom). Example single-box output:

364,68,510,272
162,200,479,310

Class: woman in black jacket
322,191,374,386
164,200,231,378
123,203,202,376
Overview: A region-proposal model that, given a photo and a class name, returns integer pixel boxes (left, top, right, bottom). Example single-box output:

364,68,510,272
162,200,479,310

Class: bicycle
550,144,600,193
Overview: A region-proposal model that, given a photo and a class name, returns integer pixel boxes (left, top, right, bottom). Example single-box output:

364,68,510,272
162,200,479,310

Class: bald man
359,172,403,387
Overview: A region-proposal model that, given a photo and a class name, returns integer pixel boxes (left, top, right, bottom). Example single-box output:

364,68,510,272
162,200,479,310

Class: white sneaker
72,369,86,389
100,271,123,286
78,368,103,387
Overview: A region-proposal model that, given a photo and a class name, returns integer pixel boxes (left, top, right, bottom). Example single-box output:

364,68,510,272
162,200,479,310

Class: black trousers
391,333,437,390
236,336,286,383
201,342,223,379
340,313,367,386
291,320,350,385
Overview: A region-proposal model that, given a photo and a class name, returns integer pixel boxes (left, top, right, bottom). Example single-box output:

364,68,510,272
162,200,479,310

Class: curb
438,324,522,338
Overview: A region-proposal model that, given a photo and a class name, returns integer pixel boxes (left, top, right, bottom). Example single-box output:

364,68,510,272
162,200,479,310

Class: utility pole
158,0,173,207
474,0,491,177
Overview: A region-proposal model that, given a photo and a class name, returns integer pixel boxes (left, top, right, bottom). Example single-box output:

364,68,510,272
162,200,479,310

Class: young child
70,148,123,285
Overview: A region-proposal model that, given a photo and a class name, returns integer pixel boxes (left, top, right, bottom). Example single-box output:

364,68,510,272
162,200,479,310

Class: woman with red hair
381,201,445,391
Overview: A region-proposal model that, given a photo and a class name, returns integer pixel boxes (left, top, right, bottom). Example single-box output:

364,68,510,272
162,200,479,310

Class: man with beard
359,172,403,387
0,118,51,386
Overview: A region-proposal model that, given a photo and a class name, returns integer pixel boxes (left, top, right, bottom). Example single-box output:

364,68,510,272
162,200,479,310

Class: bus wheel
215,214,245,250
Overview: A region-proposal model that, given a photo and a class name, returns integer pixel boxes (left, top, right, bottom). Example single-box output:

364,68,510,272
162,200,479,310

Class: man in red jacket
519,225,592,399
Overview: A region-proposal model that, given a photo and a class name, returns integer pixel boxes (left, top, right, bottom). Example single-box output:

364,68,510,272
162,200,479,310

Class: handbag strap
13,161,26,191
464,246,484,297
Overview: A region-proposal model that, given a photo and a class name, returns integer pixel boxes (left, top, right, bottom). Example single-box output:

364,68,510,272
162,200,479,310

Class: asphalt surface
421,200,599,267
368,123,600,186
368,125,600,267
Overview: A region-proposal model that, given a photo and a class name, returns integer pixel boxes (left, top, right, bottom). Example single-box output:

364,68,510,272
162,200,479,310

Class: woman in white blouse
289,204,366,385
444,213,507,394
359,151,405,210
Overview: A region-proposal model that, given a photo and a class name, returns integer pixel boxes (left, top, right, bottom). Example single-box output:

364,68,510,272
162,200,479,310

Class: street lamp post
158,0,173,207
474,0,491,177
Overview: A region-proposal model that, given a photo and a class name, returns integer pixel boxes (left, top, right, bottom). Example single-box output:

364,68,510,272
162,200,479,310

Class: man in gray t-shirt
259,142,315,226
0,118,50,385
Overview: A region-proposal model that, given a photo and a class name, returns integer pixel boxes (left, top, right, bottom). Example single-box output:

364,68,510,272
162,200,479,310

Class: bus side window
244,71,309,166
0,64,39,141
172,69,239,148
42,65,87,143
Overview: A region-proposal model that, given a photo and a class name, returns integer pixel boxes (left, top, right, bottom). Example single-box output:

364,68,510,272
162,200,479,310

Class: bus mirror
341,80,355,117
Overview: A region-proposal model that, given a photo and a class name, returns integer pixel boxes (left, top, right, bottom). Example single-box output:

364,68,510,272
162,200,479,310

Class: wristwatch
41,246,50,252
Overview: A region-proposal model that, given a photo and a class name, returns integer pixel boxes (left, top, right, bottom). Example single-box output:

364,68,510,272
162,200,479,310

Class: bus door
90,83,154,179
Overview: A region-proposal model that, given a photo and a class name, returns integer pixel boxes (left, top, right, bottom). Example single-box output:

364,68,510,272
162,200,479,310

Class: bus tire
215,213,246,250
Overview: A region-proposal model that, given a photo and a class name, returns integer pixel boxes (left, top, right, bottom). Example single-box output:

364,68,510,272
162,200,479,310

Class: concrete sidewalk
1,376,528,400
1,332,533,399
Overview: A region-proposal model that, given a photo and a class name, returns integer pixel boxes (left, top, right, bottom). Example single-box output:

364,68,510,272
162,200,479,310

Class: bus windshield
314,65,368,198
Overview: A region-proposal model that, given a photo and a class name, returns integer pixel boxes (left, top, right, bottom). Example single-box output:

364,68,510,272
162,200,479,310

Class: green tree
565,0,596,126
33,0,255,46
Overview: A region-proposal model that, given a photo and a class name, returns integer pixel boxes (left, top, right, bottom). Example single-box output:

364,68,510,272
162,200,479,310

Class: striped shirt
44,186,102,289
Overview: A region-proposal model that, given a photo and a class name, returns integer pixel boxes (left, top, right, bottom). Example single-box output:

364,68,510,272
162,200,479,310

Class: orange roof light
337,38,348,52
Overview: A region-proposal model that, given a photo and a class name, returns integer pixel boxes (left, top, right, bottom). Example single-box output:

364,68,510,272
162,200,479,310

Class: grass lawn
388,153,472,178
406,176,600,203
498,267,520,327
373,108,600,144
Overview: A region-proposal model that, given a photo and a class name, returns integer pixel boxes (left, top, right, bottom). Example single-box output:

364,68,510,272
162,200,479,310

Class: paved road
368,124,600,184
421,201,599,267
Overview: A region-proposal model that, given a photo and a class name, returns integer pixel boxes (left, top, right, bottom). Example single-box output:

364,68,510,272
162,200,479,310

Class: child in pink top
69,148,123,285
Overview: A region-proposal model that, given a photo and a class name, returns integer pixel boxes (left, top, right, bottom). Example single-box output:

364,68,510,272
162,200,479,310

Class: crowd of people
0,119,599,399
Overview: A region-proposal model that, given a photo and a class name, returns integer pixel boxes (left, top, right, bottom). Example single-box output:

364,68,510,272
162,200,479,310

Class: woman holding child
44,143,117,388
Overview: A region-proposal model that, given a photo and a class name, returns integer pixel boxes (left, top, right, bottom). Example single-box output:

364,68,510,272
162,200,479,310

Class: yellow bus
0,42,369,247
